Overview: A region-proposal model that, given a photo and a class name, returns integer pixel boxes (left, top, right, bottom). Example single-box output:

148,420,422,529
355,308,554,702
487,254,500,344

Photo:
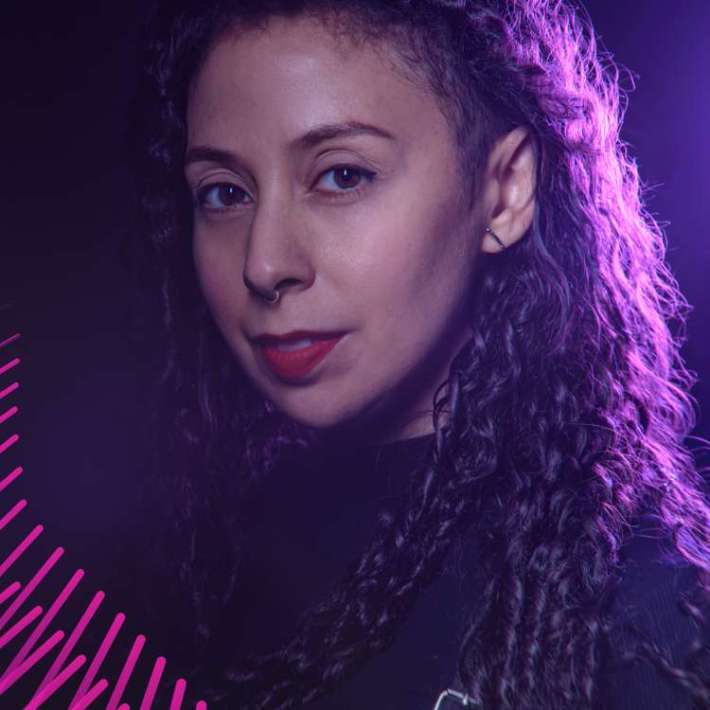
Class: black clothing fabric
191,432,707,709
111,431,706,709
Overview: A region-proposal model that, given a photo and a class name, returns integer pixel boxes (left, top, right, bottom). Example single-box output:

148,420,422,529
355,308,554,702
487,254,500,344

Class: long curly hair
127,0,710,707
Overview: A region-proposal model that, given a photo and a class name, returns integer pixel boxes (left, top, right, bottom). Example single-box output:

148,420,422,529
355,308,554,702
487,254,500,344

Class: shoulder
602,524,707,710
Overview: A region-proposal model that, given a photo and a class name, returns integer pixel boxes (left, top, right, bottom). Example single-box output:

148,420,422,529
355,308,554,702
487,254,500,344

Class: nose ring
263,288,280,304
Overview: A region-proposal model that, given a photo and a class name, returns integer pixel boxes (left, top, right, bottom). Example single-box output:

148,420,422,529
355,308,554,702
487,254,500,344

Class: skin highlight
185,15,536,444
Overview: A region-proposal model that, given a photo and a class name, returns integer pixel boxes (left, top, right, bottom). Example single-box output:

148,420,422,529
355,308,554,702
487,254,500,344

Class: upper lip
253,330,346,345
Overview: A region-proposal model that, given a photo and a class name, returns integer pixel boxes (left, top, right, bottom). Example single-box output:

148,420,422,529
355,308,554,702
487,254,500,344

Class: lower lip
259,335,345,380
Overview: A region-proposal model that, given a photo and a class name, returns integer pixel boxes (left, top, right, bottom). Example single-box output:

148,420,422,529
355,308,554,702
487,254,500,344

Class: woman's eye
196,183,249,210
316,165,376,195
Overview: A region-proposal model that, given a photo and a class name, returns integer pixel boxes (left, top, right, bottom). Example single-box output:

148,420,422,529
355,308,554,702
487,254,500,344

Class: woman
125,0,710,707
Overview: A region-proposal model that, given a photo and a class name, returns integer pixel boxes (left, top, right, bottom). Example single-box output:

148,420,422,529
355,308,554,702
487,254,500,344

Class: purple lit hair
127,0,710,707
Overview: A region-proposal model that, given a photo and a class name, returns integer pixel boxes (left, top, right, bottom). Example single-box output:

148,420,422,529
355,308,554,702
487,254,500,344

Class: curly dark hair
127,0,710,707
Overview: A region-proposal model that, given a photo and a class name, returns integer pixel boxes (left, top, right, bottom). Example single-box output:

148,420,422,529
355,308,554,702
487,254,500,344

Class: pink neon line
0,629,64,694
0,524,44,582
0,466,22,493
69,677,109,710
139,655,166,710
0,498,27,531
0,434,19,455
69,612,126,707
0,383,18,400
169,678,187,710
0,406,18,425
118,705,130,710
0,581,20,604
36,590,105,696
0,604,42,649
106,634,146,710
196,702,208,709
0,334,20,350
25,654,86,710
4,567,83,677
0,544,62,633
0,358,19,377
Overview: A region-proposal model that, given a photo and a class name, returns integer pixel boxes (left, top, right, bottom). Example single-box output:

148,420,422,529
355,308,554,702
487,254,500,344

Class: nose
242,192,315,302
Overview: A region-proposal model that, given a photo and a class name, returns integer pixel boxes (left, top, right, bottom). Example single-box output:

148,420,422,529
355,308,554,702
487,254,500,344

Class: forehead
186,13,451,154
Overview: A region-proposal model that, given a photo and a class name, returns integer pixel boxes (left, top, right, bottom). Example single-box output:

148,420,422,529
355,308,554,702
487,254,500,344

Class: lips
256,333,345,380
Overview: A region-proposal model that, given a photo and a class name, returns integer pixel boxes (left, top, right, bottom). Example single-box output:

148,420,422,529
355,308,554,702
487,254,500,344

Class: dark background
0,0,709,703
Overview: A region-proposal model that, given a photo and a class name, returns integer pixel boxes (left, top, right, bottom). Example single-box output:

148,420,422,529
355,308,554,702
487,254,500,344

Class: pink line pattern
68,678,110,710
0,466,23,493
0,406,18,425
0,581,21,605
106,634,146,710
0,334,21,350
0,524,45,584
0,498,27,531
0,334,209,708
26,653,88,710
0,434,19,455
140,656,167,710
0,382,19,401
0,358,20,377
0,605,43,649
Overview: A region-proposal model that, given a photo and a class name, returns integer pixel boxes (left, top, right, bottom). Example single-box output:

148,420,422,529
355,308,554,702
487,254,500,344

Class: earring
485,226,506,250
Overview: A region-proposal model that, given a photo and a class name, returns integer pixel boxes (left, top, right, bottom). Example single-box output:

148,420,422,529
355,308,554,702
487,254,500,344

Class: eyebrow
184,120,396,167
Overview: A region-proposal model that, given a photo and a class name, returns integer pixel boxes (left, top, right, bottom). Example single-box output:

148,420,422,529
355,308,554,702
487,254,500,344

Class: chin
268,385,374,432
277,401,356,430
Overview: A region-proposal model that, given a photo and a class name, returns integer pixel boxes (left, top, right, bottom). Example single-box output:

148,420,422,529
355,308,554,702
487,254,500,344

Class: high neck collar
318,430,436,465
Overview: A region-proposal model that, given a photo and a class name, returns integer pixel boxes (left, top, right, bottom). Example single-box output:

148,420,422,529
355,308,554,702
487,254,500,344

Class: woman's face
185,14,488,443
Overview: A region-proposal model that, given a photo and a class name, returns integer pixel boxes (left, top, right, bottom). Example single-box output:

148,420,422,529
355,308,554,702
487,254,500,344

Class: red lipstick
254,331,345,380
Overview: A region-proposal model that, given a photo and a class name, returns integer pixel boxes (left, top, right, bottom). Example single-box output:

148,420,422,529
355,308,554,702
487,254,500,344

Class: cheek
384,211,473,325
192,229,246,324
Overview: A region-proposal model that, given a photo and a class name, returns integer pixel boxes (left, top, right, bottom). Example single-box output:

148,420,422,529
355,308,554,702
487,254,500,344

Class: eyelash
194,164,378,213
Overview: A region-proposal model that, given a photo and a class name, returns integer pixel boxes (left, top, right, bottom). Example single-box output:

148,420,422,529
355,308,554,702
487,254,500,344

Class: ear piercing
485,226,506,250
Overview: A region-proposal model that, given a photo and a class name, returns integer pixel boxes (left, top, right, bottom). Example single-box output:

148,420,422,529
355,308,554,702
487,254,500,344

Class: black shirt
185,432,706,709
88,431,706,709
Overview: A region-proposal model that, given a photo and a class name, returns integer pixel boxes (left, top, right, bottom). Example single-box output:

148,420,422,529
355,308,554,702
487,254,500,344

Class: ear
479,127,537,253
